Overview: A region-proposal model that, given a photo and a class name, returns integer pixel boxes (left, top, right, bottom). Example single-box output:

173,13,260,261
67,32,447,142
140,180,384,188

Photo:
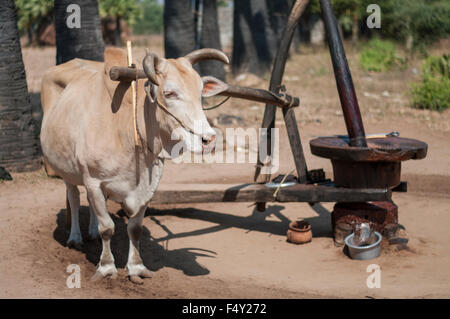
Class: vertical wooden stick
127,41,140,147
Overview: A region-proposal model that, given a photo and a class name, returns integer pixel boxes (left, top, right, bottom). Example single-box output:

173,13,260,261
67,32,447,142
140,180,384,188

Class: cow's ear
201,76,228,97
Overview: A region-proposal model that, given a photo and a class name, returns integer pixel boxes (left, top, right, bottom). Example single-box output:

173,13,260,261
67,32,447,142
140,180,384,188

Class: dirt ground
0,38,449,298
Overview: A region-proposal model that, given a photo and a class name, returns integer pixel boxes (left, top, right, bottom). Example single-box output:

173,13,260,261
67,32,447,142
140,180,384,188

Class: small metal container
345,231,382,260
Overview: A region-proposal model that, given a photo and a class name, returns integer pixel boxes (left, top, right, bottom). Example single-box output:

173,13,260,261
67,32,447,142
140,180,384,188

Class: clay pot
287,220,312,244
334,222,353,247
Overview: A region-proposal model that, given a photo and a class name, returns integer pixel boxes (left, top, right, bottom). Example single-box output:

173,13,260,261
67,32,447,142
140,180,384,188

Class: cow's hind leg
86,196,99,241
85,183,118,280
66,183,83,250
126,206,153,284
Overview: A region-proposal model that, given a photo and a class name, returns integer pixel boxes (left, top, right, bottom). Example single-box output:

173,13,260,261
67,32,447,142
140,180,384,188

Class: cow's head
142,48,228,157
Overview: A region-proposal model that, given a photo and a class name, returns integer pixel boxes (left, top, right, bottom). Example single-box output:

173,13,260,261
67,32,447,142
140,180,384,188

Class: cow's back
40,50,140,185
40,59,105,184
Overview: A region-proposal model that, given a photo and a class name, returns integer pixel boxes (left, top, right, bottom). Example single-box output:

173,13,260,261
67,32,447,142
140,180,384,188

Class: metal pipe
320,0,367,147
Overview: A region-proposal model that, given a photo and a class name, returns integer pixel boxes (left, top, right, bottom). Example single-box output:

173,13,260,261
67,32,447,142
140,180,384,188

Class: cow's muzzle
201,134,216,152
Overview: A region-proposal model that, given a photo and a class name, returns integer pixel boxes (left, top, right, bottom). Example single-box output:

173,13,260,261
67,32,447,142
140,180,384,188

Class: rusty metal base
332,201,398,235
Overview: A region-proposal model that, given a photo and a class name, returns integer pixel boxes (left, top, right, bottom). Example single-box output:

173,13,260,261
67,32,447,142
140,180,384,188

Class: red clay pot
287,220,312,244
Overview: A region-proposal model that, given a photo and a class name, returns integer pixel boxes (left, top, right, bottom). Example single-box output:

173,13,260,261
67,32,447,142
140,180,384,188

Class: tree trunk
55,0,104,65
114,17,122,46
351,9,359,46
232,0,276,76
164,0,196,58
0,0,40,172
267,0,291,47
199,0,225,80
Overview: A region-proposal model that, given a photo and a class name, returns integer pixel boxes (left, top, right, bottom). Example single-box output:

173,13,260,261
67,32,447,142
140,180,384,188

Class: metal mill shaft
320,0,368,147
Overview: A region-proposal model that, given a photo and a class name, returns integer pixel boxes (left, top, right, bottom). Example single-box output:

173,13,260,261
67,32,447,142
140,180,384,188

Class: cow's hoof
67,239,84,251
127,264,153,285
91,264,118,282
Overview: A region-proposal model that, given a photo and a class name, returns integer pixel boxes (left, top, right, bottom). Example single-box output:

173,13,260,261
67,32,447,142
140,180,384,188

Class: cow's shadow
53,203,332,276
53,207,215,276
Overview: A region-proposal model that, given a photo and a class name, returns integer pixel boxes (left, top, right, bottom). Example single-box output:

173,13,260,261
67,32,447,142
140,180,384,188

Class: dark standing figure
0,0,41,172
232,0,277,76
55,0,105,65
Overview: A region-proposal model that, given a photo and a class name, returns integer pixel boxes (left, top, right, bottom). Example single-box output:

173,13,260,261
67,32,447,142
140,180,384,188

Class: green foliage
380,0,450,50
305,0,450,49
131,0,163,35
15,0,54,33
360,38,405,72
411,54,450,111
98,0,140,24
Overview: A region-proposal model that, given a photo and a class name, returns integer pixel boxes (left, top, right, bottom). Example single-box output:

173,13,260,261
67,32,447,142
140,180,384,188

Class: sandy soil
0,38,449,298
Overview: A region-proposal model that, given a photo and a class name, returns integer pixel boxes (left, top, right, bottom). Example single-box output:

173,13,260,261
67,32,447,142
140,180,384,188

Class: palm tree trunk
199,0,225,80
232,0,276,76
55,0,104,64
0,0,40,172
268,0,291,47
114,17,122,46
164,0,196,58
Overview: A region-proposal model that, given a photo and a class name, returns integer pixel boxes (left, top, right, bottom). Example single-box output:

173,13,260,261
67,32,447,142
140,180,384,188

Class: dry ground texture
1,36,449,298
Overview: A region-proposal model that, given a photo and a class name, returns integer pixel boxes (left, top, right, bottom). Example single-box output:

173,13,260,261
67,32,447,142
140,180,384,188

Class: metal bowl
345,231,382,260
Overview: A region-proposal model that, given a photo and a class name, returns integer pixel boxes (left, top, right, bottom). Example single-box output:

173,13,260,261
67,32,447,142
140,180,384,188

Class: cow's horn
184,48,229,66
143,49,160,86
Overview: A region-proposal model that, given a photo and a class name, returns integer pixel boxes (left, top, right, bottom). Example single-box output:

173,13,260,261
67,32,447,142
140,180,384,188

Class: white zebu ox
40,47,229,283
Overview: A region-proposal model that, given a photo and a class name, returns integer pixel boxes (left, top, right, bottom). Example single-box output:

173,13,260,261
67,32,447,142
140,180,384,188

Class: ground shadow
146,203,332,241
304,203,333,238
146,204,290,241
53,202,333,276
53,206,215,276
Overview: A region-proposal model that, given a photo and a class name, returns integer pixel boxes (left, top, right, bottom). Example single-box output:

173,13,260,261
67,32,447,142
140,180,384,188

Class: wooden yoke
109,66,300,109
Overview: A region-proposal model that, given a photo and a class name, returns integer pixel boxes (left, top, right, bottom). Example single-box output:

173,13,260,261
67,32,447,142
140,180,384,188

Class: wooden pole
254,0,310,183
320,0,367,147
127,41,140,147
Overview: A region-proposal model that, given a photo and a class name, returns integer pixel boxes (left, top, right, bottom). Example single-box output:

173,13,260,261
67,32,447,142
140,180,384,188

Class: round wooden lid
310,136,428,162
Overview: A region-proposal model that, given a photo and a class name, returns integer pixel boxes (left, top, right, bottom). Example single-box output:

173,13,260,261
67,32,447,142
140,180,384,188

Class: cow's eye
164,90,177,99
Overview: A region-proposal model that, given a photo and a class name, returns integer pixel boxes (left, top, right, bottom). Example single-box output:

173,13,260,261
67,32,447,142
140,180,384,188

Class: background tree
15,0,54,45
55,0,105,64
267,0,292,47
164,0,225,79
132,0,164,35
232,0,277,76
0,0,40,172
198,0,226,80
98,0,139,45
164,0,196,58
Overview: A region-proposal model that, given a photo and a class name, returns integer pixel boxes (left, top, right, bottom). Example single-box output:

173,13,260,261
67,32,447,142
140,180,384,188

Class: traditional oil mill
309,0,427,244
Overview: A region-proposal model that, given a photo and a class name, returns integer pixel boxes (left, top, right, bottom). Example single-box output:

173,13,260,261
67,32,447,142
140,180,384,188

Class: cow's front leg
86,183,118,281
126,206,153,284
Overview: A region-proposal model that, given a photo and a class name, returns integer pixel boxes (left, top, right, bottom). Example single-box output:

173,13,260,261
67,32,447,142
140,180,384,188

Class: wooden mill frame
148,0,394,208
